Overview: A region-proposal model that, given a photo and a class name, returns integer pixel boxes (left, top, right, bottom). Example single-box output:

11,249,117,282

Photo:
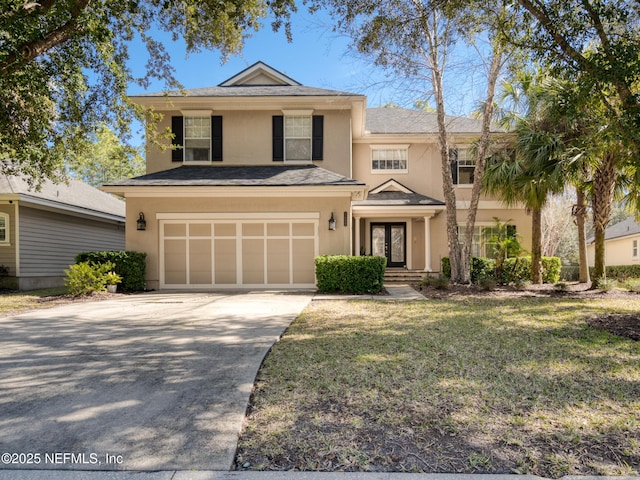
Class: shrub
65,261,116,295
315,255,386,294
75,251,146,292
441,257,451,278
500,256,531,284
623,278,640,293
542,256,562,284
595,278,618,292
591,264,640,281
471,257,495,283
561,265,580,282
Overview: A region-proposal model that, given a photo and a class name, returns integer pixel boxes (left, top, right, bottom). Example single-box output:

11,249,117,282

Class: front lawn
235,297,640,477
0,287,67,314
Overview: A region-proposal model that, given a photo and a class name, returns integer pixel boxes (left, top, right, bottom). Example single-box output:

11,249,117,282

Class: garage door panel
267,239,290,284
165,239,187,285
214,238,236,284
242,238,264,284
292,238,315,284
189,239,212,284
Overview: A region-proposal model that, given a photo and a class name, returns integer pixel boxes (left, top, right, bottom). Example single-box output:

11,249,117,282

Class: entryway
371,223,406,267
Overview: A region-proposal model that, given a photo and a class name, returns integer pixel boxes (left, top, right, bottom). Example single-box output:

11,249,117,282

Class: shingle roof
134,85,363,98
105,165,364,187
588,217,640,243
353,190,444,207
365,107,503,134
0,174,125,219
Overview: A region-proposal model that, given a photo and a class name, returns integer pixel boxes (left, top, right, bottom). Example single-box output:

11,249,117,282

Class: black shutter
272,116,284,161
211,116,223,162
312,115,324,160
449,148,458,184
171,116,184,162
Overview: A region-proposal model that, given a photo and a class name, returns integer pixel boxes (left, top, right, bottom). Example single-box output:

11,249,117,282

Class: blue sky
126,8,426,109
126,7,491,114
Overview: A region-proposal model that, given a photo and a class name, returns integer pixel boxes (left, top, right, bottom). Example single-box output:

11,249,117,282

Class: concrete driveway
0,291,312,472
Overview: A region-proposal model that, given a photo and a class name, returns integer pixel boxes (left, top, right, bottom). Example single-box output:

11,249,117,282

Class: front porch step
384,268,427,284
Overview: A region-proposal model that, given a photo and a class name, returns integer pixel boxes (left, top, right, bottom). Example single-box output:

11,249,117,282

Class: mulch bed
587,314,640,341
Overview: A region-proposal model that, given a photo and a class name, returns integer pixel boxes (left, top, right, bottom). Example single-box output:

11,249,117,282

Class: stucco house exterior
587,217,640,267
103,61,531,290
0,174,125,290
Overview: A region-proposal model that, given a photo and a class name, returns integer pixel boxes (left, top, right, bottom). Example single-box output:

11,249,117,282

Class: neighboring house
103,61,530,290
0,174,125,290
587,217,640,266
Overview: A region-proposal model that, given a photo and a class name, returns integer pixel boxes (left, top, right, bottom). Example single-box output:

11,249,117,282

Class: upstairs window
184,116,211,163
450,148,475,184
285,116,312,161
371,146,409,173
273,115,323,162
171,115,223,163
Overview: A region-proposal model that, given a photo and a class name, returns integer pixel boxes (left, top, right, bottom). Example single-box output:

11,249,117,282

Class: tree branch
0,0,90,75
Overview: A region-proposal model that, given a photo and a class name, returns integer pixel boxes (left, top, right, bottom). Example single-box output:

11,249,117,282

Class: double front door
371,223,406,267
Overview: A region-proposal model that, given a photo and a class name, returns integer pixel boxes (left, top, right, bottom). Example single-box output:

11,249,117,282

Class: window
0,213,9,244
273,115,323,162
371,147,408,172
184,116,211,162
450,148,475,184
284,116,312,161
633,239,638,258
459,224,515,258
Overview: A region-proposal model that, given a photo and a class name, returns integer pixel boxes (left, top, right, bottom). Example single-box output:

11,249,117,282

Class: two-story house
103,62,531,290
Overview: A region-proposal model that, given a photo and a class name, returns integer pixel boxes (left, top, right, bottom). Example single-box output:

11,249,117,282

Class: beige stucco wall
146,109,352,178
125,194,352,290
587,235,640,266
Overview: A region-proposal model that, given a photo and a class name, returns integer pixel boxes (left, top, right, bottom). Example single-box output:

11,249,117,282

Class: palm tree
483,128,565,283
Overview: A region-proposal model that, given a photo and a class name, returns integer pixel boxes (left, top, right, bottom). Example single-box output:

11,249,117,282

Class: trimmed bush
315,255,386,294
471,257,496,283
442,255,561,285
65,261,116,295
591,264,640,281
75,251,147,292
541,256,562,284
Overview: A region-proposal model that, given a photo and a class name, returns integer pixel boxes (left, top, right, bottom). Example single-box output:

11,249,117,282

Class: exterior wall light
328,212,336,231
137,212,147,231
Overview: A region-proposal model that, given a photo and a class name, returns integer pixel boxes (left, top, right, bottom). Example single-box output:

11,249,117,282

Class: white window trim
370,144,410,174
452,146,475,186
283,115,313,163
0,212,9,246
183,113,212,165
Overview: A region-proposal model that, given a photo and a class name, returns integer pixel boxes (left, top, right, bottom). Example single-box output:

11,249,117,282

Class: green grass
0,287,67,314
236,297,640,477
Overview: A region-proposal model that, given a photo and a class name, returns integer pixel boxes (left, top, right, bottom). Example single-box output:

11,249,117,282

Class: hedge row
75,251,147,292
315,255,386,294
442,256,562,284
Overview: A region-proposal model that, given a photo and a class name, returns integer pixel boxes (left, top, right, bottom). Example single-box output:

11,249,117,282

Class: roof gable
218,61,301,87
370,179,414,194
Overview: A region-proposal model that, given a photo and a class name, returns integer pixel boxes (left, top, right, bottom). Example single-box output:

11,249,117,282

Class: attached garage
102,165,365,291
159,214,318,288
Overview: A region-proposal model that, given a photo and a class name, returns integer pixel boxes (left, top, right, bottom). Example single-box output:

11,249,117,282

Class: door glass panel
372,226,386,257
391,225,405,264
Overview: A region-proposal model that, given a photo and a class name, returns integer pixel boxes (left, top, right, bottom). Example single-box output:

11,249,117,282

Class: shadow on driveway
0,292,311,471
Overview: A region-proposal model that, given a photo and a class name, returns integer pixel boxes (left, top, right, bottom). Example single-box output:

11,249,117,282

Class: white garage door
159,213,319,289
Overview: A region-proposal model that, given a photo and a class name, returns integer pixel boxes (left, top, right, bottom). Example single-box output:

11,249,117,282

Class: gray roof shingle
105,165,364,187
588,217,640,243
365,107,504,134
134,85,363,98
0,174,125,219
353,190,444,207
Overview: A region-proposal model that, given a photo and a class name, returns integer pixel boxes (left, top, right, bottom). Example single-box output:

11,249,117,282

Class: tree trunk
574,187,590,284
591,151,617,285
461,46,504,284
531,207,543,284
